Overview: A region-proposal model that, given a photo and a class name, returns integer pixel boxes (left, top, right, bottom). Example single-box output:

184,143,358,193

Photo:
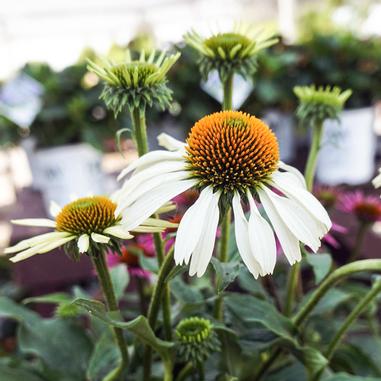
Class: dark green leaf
291,346,328,378
170,277,204,304
211,258,243,293
110,264,129,301
306,253,332,284
0,364,46,381
323,373,381,381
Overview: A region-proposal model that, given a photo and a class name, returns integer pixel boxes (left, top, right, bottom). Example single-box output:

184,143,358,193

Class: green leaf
170,277,204,304
267,362,307,381
0,364,46,381
72,298,173,362
0,296,40,323
291,346,328,378
18,319,93,380
323,373,381,381
110,264,129,301
139,255,159,273
306,253,332,284
211,258,243,293
237,269,267,298
311,289,352,316
87,330,122,381
224,293,295,343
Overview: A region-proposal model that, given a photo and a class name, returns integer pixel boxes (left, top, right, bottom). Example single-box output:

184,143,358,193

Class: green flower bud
175,317,220,366
88,49,180,116
294,85,352,126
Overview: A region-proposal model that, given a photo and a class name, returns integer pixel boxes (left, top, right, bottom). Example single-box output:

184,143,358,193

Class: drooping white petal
157,133,186,151
121,179,197,231
232,193,263,278
49,201,62,218
117,150,184,181
91,233,110,244
11,218,56,228
278,161,306,188
115,170,189,214
9,236,75,263
141,218,179,228
246,191,277,275
103,225,133,240
4,232,71,254
77,234,90,253
189,191,220,277
271,171,332,231
260,185,321,252
257,187,301,265
175,186,215,267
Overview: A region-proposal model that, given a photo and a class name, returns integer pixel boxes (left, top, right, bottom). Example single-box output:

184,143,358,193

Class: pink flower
339,190,381,225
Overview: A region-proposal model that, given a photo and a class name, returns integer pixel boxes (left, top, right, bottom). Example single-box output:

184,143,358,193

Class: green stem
284,122,324,317
131,107,149,156
254,259,381,381
349,223,369,262
162,285,172,341
92,251,129,379
143,249,175,381
314,278,381,381
222,73,234,110
175,363,193,381
214,208,231,321
304,121,324,192
284,262,301,316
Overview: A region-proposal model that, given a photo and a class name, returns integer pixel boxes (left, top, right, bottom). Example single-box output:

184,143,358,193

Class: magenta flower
339,191,381,225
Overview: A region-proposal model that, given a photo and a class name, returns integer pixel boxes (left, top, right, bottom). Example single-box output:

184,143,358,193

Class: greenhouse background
1,1,381,380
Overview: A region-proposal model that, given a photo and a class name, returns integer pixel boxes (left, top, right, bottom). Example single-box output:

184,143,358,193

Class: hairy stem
92,251,129,379
143,249,175,380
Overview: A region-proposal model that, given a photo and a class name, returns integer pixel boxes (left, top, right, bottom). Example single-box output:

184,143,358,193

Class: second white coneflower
115,111,331,278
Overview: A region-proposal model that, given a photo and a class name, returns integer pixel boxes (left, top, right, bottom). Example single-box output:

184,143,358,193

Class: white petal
257,187,301,265
115,160,186,206
11,218,56,228
117,150,184,181
157,133,186,151
175,186,216,267
156,202,176,214
373,171,381,189
271,171,332,230
9,236,75,263
121,179,197,231
77,234,90,253
141,218,178,228
232,193,263,278
91,233,110,244
189,191,220,277
49,201,62,218
260,186,321,252
279,161,306,188
103,225,133,240
247,191,277,275
4,232,71,254
116,170,189,214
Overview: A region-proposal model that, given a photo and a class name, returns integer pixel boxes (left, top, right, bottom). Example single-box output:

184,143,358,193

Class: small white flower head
117,111,332,278
294,85,352,125
88,49,180,115
5,195,176,263
184,23,278,82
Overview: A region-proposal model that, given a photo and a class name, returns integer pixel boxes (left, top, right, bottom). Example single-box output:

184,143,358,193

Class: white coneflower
5,195,175,263
115,111,331,278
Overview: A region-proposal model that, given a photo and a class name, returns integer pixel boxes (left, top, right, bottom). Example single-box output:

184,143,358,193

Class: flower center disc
204,33,252,57
186,111,279,193
110,62,158,87
56,196,117,235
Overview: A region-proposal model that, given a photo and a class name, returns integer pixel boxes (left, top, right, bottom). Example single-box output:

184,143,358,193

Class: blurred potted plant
23,61,120,210
300,32,381,185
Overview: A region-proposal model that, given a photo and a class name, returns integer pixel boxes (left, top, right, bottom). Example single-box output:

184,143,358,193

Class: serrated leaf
71,298,173,363
110,264,129,301
211,258,242,293
306,253,332,284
